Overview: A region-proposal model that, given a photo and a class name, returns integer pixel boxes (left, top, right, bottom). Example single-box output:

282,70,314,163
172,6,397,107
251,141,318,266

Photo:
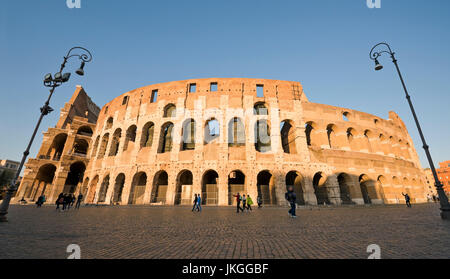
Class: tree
0,169,15,187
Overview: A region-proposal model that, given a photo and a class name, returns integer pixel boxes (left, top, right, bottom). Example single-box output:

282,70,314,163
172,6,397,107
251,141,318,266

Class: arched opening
364,130,373,152
81,177,89,197
175,170,193,205
163,104,176,118
46,133,68,161
87,175,99,203
109,128,122,156
228,117,245,147
97,133,110,158
337,173,353,204
376,175,387,203
347,128,357,151
181,119,196,151
202,170,219,205
72,138,89,156
113,173,125,204
359,174,372,204
63,162,86,194
106,117,114,129
228,170,245,205
97,174,110,203
253,102,268,115
313,172,329,205
305,121,317,147
255,120,271,152
343,112,350,122
77,126,93,136
204,119,220,144
140,122,155,148
92,136,100,157
326,124,337,149
123,125,137,151
257,171,276,205
129,172,147,204
281,120,297,154
151,171,168,203
30,164,57,200
285,171,305,205
158,122,174,153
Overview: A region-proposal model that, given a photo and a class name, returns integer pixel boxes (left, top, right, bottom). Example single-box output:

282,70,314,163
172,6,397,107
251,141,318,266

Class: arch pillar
349,175,364,205
274,172,286,206
325,174,341,205
120,174,134,205
165,175,177,205
302,176,317,205
218,174,228,206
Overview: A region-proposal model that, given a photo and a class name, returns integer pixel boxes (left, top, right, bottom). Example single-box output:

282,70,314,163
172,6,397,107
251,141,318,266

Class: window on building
122,96,129,105
256,85,264,98
189,83,197,93
105,106,109,114
210,82,218,92
151,90,158,103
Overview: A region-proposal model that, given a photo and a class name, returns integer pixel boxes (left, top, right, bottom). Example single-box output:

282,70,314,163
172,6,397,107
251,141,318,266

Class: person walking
402,192,412,208
233,192,244,213
242,194,247,211
75,193,84,209
257,195,262,208
192,194,198,212
196,194,202,212
246,195,253,211
56,193,64,211
36,195,46,208
285,186,297,218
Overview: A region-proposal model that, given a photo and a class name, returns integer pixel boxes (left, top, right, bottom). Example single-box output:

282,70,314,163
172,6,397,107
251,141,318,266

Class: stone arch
326,124,338,149
30,164,57,200
113,173,125,204
92,136,100,157
98,174,110,203
106,117,114,129
151,171,168,203
343,111,351,122
123,125,137,151
253,102,268,115
163,104,176,118
87,175,99,203
81,177,89,197
313,172,329,205
346,128,357,151
175,170,193,205
364,130,373,152
72,138,89,156
257,170,276,205
158,122,174,153
202,170,219,205
305,121,318,147
63,161,86,194
255,119,271,153
376,175,387,203
109,128,122,156
281,120,297,154
129,172,147,204
285,171,305,205
228,117,245,146
140,122,155,148
97,133,110,158
77,126,93,136
181,118,196,151
359,174,374,204
228,170,246,205
337,173,353,204
46,133,68,160
204,118,220,144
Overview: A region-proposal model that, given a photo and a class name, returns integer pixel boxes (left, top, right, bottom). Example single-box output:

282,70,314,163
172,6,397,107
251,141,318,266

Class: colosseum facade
15,78,429,207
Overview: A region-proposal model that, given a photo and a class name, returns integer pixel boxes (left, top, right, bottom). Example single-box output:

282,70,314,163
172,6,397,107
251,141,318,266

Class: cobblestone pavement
0,203,449,259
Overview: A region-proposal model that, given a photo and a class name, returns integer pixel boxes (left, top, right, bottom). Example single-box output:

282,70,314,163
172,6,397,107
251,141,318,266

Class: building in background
437,161,450,195
0,159,21,199
423,168,438,198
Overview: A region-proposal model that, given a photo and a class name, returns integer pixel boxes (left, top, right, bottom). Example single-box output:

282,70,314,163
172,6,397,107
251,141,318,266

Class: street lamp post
0,47,92,222
370,42,450,220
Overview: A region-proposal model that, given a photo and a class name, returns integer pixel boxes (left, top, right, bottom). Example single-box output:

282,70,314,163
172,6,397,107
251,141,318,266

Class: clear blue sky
1,0,449,169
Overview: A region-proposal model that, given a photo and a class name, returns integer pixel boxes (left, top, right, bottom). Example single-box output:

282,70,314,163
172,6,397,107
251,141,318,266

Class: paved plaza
0,203,449,259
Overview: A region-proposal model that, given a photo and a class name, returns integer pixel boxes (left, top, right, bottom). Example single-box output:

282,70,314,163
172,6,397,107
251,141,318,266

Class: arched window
204,119,220,144
92,136,100,157
123,125,137,151
164,104,176,118
281,120,296,154
181,119,196,151
255,120,271,152
253,102,268,115
106,117,114,129
228,117,245,147
140,122,155,148
109,129,122,156
77,126,93,136
46,133,68,160
158,122,174,153
364,130,372,152
97,133,110,158
72,139,89,156
347,128,356,150
305,122,314,146
326,124,337,149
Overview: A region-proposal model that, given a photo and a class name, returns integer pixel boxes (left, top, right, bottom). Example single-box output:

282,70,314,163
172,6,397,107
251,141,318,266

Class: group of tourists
233,193,256,213
55,193,84,211
191,193,202,212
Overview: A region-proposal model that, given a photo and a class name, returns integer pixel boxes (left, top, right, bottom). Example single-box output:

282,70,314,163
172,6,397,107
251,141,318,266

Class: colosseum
14,78,430,207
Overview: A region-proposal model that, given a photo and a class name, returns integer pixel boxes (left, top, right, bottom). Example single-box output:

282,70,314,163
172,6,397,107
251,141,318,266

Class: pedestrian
257,195,262,208
246,195,253,211
242,194,247,211
56,193,64,211
233,192,244,213
36,195,45,208
70,194,76,207
285,186,297,218
192,194,198,212
196,194,202,212
75,193,84,209
402,192,412,208
63,194,72,211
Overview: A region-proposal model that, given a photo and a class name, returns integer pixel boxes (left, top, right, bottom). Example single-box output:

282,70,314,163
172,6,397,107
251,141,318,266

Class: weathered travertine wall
16,78,429,206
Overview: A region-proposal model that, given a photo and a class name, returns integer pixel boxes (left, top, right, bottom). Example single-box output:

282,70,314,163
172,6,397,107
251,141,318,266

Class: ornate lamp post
0,47,92,222
370,42,450,220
